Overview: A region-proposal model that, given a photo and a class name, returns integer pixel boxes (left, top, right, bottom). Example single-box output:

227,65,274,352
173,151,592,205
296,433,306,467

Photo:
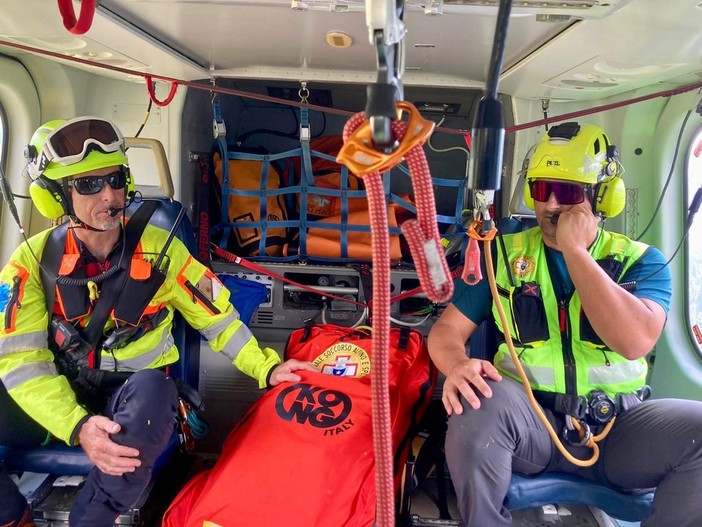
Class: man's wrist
265,365,276,390
70,414,92,446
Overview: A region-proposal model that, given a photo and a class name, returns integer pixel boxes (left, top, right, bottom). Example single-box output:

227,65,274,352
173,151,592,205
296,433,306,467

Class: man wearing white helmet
0,117,315,527
428,122,702,526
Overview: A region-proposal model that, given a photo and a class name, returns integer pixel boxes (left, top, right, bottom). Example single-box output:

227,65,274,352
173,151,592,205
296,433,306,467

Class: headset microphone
107,207,124,217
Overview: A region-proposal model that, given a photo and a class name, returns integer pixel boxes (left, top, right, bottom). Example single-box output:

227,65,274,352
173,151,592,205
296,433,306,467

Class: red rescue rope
340,103,453,527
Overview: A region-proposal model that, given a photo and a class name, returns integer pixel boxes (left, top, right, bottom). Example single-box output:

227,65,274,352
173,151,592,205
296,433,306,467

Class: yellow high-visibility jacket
491,227,649,400
0,223,280,445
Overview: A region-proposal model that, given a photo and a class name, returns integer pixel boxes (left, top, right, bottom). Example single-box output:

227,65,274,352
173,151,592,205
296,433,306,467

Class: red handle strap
57,0,96,35
146,76,179,107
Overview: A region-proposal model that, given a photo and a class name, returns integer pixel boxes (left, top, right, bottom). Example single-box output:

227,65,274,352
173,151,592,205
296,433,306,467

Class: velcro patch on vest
312,343,372,377
197,271,223,302
522,282,541,297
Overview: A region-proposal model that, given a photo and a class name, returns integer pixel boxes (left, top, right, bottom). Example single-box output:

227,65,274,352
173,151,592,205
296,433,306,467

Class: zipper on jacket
559,299,577,396
184,280,221,315
4,276,22,330
600,350,611,367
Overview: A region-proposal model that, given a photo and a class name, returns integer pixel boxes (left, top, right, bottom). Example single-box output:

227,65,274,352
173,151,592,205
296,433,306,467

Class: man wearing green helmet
0,117,316,527
428,122,702,526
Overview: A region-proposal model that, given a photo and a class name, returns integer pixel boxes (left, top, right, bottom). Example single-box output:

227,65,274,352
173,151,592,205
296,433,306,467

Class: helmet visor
42,117,124,167
529,180,586,205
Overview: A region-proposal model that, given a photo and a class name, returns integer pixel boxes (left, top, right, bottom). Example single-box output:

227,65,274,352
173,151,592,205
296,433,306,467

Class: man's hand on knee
78,415,141,476
443,358,502,415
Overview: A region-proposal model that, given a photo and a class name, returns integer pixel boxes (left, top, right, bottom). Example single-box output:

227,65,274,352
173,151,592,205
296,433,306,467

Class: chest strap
40,201,161,361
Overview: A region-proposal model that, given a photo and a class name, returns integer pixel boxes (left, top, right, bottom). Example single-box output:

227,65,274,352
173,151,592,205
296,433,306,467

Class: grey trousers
445,377,702,527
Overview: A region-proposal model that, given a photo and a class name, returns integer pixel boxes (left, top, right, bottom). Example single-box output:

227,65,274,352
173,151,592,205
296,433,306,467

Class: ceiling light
326,31,353,48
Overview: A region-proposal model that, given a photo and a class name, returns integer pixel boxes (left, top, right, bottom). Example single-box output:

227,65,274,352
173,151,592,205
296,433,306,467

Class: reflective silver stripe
219,323,255,362
200,311,239,341
101,331,175,372
0,331,48,356
496,356,556,387
588,360,646,386
1,361,58,390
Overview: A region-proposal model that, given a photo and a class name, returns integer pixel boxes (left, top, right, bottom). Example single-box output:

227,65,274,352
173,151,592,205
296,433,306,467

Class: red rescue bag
162,324,436,527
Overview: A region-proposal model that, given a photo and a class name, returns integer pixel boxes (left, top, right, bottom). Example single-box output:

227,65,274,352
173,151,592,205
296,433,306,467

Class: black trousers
0,369,178,527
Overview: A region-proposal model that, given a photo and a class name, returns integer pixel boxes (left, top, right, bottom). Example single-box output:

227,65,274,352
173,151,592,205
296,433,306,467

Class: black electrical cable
631,185,702,286
22,223,126,288
131,97,154,140
0,163,24,232
636,105,694,241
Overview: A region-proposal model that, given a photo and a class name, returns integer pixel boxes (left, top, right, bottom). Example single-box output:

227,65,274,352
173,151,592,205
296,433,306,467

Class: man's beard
93,215,121,231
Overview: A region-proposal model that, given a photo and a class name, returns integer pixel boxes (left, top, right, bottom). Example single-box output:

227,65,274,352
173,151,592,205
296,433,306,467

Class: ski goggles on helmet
41,117,124,167
68,170,127,195
529,180,587,205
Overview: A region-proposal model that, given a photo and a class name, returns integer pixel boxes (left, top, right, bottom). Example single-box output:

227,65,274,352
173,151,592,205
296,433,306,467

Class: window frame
684,123,702,358
0,102,8,224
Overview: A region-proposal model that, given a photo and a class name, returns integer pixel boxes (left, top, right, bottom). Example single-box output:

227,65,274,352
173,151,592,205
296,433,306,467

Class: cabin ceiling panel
0,0,208,82
98,0,571,87
0,0,700,103
500,0,702,101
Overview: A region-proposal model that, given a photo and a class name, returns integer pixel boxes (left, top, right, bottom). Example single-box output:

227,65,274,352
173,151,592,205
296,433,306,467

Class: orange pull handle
462,237,483,285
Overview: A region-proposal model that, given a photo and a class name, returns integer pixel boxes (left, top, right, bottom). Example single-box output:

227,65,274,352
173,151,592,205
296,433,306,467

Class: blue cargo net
210,103,467,264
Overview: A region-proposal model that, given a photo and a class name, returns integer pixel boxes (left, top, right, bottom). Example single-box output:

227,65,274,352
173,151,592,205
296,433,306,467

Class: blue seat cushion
0,432,179,476
505,472,654,521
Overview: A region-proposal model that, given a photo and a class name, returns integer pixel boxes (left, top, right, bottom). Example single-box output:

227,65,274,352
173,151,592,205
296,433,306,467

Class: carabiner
364,0,407,150
562,418,592,447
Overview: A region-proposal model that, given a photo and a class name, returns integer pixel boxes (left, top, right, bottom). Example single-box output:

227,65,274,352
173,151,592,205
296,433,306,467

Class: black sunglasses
529,180,587,205
68,170,127,195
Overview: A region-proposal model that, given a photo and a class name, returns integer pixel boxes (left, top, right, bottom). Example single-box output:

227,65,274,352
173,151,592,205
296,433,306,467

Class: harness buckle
587,389,617,425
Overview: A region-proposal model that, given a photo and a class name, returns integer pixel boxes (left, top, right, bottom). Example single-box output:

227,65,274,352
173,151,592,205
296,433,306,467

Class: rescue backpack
162,323,436,527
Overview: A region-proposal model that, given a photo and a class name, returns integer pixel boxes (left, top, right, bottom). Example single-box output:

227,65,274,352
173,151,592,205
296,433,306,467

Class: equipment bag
162,323,436,527
285,134,404,260
212,150,289,257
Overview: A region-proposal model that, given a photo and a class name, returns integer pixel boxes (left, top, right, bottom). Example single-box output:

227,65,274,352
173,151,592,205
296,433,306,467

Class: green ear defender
29,177,70,220
592,175,626,218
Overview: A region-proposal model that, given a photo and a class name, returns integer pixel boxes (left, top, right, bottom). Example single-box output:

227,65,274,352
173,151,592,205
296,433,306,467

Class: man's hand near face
556,200,600,253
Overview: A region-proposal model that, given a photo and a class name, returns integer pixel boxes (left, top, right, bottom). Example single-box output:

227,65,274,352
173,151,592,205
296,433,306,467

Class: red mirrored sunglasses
529,180,587,205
